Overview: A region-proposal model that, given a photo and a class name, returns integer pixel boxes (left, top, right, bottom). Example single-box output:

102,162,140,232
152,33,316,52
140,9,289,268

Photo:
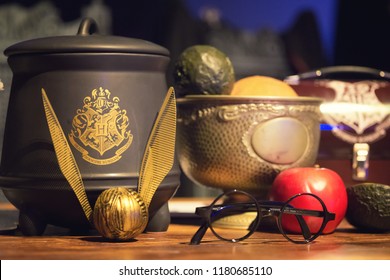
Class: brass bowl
177,95,323,198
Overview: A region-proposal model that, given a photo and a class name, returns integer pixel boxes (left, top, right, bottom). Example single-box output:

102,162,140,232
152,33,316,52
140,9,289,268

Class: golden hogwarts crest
69,87,133,165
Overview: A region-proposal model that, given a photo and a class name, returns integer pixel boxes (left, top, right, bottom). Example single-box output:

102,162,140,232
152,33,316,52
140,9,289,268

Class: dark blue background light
184,0,337,63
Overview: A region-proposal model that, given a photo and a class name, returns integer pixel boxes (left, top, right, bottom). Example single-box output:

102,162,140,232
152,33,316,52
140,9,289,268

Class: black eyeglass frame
190,189,336,245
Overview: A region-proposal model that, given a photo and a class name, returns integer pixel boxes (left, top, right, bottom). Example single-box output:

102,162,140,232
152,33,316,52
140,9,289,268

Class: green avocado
346,183,390,232
173,45,235,96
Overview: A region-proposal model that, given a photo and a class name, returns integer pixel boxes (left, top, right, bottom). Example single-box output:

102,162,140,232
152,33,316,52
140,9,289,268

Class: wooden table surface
1,200,389,260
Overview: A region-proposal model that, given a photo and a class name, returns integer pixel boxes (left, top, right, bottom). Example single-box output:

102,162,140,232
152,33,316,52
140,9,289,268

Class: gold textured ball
93,187,149,240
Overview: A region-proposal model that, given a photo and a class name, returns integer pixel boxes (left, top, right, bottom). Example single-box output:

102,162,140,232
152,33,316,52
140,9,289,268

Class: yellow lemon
230,75,297,97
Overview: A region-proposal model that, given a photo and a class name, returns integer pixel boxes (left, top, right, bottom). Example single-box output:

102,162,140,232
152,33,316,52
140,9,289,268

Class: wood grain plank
1,220,389,260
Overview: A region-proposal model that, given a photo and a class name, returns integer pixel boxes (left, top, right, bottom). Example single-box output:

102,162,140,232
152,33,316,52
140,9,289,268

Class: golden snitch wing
138,87,177,208
42,88,93,224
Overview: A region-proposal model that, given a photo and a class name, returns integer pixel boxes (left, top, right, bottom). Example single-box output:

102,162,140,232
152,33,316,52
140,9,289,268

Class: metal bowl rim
177,95,324,104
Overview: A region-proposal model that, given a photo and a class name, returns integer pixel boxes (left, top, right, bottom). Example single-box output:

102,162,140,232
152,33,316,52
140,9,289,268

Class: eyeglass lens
279,193,326,243
209,191,260,242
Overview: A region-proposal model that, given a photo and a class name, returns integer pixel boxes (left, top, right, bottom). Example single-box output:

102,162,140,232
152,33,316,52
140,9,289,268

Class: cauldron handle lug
146,202,170,232
77,17,99,36
18,211,47,236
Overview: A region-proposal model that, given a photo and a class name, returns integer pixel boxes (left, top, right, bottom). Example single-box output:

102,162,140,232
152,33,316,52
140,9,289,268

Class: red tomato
268,166,347,234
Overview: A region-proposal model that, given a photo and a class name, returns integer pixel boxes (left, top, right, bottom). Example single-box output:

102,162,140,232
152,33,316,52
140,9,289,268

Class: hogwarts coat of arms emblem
319,80,390,144
69,87,133,165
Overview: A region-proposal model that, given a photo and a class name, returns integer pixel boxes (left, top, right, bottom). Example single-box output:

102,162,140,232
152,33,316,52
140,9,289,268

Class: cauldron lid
4,18,169,57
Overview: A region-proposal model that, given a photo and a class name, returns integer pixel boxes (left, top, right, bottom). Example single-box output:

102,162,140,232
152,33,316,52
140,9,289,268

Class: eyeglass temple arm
328,213,336,221
295,215,312,240
281,205,315,240
190,222,209,245
283,205,337,240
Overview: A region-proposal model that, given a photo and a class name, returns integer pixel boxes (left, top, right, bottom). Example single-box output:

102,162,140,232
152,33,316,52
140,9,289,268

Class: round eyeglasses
190,189,336,245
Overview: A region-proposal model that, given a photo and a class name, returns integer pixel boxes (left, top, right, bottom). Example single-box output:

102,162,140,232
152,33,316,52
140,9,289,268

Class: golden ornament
93,187,148,240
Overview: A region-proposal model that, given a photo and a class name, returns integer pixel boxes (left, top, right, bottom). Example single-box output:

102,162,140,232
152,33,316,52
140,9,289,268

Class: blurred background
0,0,389,201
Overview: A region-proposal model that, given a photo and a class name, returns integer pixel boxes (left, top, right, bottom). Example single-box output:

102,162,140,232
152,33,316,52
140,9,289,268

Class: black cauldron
0,18,180,235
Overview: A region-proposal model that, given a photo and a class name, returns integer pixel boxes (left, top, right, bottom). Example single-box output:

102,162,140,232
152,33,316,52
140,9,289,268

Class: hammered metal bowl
176,95,323,198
